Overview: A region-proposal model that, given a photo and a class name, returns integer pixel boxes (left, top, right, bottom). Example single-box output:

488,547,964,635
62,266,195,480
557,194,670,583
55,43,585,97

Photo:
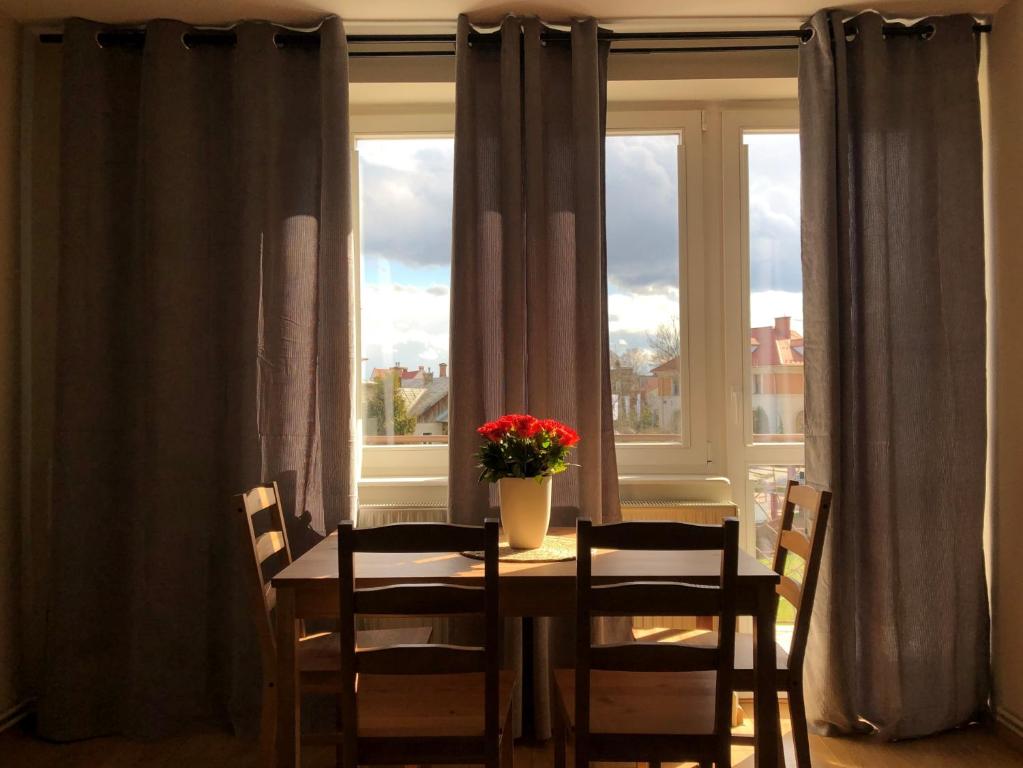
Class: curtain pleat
40,16,353,740
799,10,990,739
449,14,621,739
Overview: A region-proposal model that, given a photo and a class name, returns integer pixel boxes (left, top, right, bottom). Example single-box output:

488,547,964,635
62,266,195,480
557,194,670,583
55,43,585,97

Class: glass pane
744,132,804,443
749,465,807,629
605,134,682,440
358,138,454,445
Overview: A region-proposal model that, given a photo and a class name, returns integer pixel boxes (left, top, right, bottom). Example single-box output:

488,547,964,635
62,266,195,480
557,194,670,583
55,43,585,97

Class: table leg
276,587,300,768
521,616,535,740
753,585,781,768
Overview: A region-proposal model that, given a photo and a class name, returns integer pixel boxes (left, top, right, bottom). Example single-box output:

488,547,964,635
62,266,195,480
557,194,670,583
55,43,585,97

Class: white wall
0,10,21,719
989,0,1023,745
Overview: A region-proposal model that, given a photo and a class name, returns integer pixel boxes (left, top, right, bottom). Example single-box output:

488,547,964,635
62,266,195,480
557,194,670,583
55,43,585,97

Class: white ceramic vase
498,476,553,549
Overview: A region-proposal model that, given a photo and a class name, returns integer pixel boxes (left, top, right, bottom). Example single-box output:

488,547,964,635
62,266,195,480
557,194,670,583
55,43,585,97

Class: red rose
538,418,559,436
508,413,540,438
558,425,580,447
476,420,508,442
538,418,580,447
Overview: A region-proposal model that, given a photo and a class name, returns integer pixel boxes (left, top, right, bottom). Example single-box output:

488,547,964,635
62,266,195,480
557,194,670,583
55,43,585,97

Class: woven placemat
462,533,576,563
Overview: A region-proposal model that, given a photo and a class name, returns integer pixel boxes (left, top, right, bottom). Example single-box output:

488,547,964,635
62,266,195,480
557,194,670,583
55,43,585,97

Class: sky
357,132,802,379
745,133,803,332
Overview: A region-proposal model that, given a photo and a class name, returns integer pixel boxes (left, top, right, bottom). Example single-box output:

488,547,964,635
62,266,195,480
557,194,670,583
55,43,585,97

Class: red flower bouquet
476,413,579,483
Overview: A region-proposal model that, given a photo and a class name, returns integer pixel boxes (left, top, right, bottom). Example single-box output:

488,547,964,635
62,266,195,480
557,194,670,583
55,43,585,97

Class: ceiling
0,0,1004,26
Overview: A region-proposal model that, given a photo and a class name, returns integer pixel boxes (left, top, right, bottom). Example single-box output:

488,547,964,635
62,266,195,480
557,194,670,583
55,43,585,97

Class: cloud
358,139,454,269
361,281,450,376
355,134,804,379
750,290,804,333
356,133,802,296
746,134,802,293
608,290,678,337
605,135,680,293
607,290,679,368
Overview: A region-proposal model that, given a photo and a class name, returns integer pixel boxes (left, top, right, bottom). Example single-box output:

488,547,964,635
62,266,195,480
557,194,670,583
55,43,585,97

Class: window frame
605,109,710,474
354,108,711,481
721,108,804,555
353,104,803,497
351,109,457,481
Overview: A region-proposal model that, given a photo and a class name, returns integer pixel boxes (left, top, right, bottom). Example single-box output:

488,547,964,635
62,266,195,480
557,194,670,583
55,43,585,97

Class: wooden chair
553,517,741,768
233,483,431,767
336,519,517,768
633,480,832,768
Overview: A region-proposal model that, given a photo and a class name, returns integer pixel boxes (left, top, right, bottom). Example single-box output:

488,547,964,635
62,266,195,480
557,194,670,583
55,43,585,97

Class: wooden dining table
271,527,783,768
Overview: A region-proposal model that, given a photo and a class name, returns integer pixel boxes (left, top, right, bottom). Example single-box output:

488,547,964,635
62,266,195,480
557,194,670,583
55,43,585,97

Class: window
744,132,804,444
351,107,802,503
750,464,807,566
357,137,454,446
724,112,804,641
750,463,807,642
606,134,683,440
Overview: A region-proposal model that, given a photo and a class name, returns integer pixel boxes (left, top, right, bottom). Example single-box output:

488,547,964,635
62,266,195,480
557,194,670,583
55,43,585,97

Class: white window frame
353,104,804,502
354,107,712,482
351,109,456,482
721,108,804,554
605,109,711,475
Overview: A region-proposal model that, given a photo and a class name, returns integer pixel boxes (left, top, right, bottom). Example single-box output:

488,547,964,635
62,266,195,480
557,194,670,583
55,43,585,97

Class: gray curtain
448,15,621,738
39,17,354,740
799,10,989,740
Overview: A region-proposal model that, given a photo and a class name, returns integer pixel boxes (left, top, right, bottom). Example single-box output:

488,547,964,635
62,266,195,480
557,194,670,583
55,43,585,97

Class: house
366,362,449,438
750,316,805,439
649,357,682,433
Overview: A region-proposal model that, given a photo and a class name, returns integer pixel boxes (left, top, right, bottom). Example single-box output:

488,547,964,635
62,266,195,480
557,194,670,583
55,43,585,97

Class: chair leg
553,701,566,768
502,707,514,768
258,683,276,768
551,674,566,768
335,696,344,768
574,742,588,768
788,682,812,768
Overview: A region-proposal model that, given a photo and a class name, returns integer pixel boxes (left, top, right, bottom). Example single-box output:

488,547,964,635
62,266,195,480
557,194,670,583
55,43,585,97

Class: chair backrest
772,480,832,673
575,517,740,745
233,482,293,679
337,519,501,766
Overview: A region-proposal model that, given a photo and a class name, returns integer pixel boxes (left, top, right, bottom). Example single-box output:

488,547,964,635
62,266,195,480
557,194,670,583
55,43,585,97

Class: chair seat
553,668,718,736
355,670,518,738
298,627,433,687
631,627,790,687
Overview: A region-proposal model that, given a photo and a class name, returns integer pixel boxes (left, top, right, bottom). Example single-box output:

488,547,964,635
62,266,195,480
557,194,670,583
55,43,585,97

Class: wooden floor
4,702,1022,768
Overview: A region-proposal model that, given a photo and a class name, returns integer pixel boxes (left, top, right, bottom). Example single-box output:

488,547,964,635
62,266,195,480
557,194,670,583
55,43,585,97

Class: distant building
610,354,681,435
750,316,804,438
649,357,682,433
366,362,449,437
369,363,432,388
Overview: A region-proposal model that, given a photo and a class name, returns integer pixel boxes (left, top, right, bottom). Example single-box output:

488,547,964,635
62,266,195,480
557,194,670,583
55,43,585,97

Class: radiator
620,500,739,631
355,503,454,642
357,502,447,528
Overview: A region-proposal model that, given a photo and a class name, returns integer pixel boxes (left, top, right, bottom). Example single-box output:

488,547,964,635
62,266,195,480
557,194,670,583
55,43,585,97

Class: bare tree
647,317,680,363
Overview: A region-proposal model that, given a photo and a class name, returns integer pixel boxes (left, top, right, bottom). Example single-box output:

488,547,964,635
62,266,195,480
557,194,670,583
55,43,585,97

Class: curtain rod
37,23,992,55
